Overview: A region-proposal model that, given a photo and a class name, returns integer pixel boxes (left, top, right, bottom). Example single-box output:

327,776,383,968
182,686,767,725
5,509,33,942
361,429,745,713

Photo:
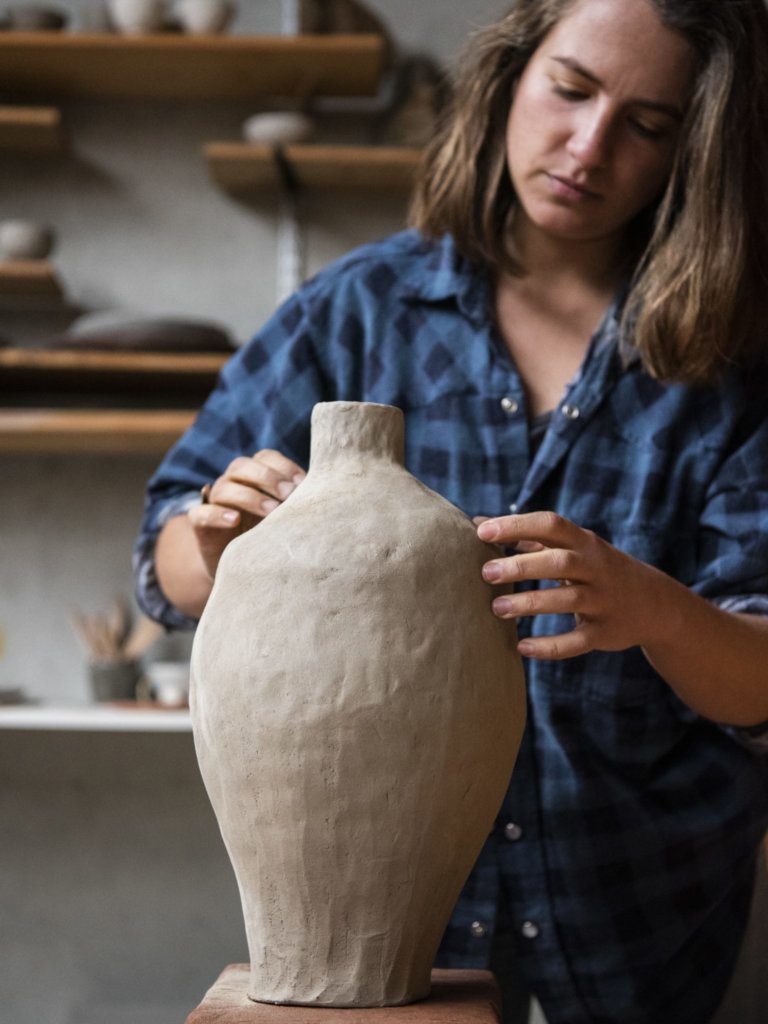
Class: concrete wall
1,2,506,1021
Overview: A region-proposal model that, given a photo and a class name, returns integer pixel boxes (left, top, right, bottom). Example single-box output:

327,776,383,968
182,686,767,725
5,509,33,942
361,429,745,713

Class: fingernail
276,480,296,499
292,472,306,485
222,510,239,523
492,596,512,616
517,641,534,655
262,498,279,513
482,562,502,582
478,521,498,541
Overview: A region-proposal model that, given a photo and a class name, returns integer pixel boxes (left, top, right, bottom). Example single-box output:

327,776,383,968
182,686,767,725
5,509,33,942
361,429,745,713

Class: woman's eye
629,119,667,140
552,83,589,101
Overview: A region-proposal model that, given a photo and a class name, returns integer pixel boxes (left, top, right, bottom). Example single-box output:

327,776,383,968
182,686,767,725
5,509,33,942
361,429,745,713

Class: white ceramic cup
175,0,233,34
144,660,190,707
0,220,54,260
108,0,166,34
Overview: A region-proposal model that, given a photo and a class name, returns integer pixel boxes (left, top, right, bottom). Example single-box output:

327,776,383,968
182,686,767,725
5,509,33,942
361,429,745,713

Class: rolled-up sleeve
133,291,329,629
693,397,768,750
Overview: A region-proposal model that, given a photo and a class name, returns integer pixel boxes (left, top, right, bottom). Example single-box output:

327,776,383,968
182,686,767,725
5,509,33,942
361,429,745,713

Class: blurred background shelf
205,142,423,192
0,346,228,378
0,105,63,150
0,260,63,298
0,32,387,100
0,409,197,452
0,704,191,731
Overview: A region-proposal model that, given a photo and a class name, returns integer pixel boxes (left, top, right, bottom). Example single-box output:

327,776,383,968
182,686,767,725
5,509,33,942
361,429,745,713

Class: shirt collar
401,232,491,328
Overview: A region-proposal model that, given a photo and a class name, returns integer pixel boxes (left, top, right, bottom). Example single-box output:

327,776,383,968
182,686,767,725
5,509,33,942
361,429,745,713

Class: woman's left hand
478,512,674,660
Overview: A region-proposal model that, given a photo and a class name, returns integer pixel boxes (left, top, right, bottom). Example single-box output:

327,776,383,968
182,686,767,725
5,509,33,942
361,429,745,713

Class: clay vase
190,401,526,1007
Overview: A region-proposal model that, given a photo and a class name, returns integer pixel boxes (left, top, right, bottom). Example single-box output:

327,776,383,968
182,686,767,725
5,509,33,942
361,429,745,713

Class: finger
477,511,583,547
253,448,306,484
220,452,304,502
482,548,585,585
491,584,584,619
188,504,243,531
516,627,594,661
208,480,280,518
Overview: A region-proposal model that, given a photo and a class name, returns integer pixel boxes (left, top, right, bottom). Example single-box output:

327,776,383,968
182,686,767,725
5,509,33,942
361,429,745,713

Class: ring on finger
200,483,214,504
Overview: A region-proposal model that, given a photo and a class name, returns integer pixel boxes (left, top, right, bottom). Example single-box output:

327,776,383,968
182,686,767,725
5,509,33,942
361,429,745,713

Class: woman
134,1,768,1020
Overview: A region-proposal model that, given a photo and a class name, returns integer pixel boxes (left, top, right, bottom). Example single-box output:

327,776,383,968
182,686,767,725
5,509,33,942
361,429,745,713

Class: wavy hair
409,0,768,383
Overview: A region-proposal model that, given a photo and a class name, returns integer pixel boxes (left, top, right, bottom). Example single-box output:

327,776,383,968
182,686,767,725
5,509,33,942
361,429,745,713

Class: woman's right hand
187,449,306,580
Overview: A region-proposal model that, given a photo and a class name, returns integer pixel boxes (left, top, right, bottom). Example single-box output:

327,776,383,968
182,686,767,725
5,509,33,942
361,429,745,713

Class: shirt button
500,396,519,415
508,503,518,514
521,921,540,940
561,403,581,420
470,921,487,938
504,822,523,841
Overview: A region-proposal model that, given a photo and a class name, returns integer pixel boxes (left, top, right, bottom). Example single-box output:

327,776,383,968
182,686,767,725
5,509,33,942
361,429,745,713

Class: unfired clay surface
190,402,526,1008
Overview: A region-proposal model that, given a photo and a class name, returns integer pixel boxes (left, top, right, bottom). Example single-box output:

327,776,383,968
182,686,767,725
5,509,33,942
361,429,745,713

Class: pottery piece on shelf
2,4,68,30
191,401,527,1007
89,659,140,702
0,219,54,260
175,0,233,34
107,0,166,34
241,111,315,146
50,313,236,353
144,660,190,707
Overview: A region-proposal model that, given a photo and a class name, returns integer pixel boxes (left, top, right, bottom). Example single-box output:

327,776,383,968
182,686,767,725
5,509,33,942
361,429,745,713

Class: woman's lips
547,174,601,201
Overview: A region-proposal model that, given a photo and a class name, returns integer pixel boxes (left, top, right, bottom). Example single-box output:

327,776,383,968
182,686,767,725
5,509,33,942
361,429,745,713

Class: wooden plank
0,409,195,452
0,347,229,376
289,144,422,189
204,142,422,193
0,105,63,150
0,260,62,297
0,33,386,100
204,142,280,191
185,967,501,1024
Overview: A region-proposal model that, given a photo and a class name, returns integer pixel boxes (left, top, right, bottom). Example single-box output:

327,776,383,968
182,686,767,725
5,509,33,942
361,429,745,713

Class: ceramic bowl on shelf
175,0,233,34
242,111,315,146
0,219,55,260
107,0,166,34
52,311,237,353
2,4,68,30
144,660,190,707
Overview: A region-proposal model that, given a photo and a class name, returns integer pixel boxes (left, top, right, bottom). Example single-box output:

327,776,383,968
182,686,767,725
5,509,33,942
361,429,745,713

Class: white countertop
0,703,192,732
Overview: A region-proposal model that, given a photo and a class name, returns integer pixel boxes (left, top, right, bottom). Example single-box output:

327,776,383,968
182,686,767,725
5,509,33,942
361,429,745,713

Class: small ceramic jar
107,0,166,34
0,219,55,261
175,0,233,34
4,5,68,30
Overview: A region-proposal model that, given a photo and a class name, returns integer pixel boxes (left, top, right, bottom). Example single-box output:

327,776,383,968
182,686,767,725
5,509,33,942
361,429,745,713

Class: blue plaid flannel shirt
135,230,768,1024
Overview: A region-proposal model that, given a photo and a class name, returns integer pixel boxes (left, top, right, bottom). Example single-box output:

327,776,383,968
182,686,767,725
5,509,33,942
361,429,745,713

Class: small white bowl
144,660,190,707
107,0,166,34
242,111,315,146
0,220,54,261
175,0,233,34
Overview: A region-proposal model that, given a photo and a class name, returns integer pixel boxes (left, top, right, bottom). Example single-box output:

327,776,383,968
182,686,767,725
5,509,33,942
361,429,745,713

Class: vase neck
309,402,405,471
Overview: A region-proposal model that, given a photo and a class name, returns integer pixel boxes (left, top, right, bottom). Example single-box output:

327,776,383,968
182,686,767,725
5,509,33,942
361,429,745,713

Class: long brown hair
410,0,768,383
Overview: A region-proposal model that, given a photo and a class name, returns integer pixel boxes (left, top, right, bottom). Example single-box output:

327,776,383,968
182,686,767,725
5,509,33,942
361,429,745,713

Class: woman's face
505,0,696,251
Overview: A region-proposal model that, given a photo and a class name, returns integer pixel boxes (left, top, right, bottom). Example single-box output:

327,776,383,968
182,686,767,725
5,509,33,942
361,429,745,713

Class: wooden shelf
0,32,386,100
0,409,197,452
0,260,63,298
0,105,63,150
205,142,423,192
0,704,191,732
0,347,228,377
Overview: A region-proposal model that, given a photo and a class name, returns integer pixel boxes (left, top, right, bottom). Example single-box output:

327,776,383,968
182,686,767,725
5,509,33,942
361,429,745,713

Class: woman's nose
567,111,612,169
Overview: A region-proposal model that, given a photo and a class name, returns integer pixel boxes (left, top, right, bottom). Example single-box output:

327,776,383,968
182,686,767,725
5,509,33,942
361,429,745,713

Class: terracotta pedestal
185,967,501,1024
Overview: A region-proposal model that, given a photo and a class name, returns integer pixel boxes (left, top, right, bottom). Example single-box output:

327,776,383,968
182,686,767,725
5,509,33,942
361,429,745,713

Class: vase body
190,401,526,1007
